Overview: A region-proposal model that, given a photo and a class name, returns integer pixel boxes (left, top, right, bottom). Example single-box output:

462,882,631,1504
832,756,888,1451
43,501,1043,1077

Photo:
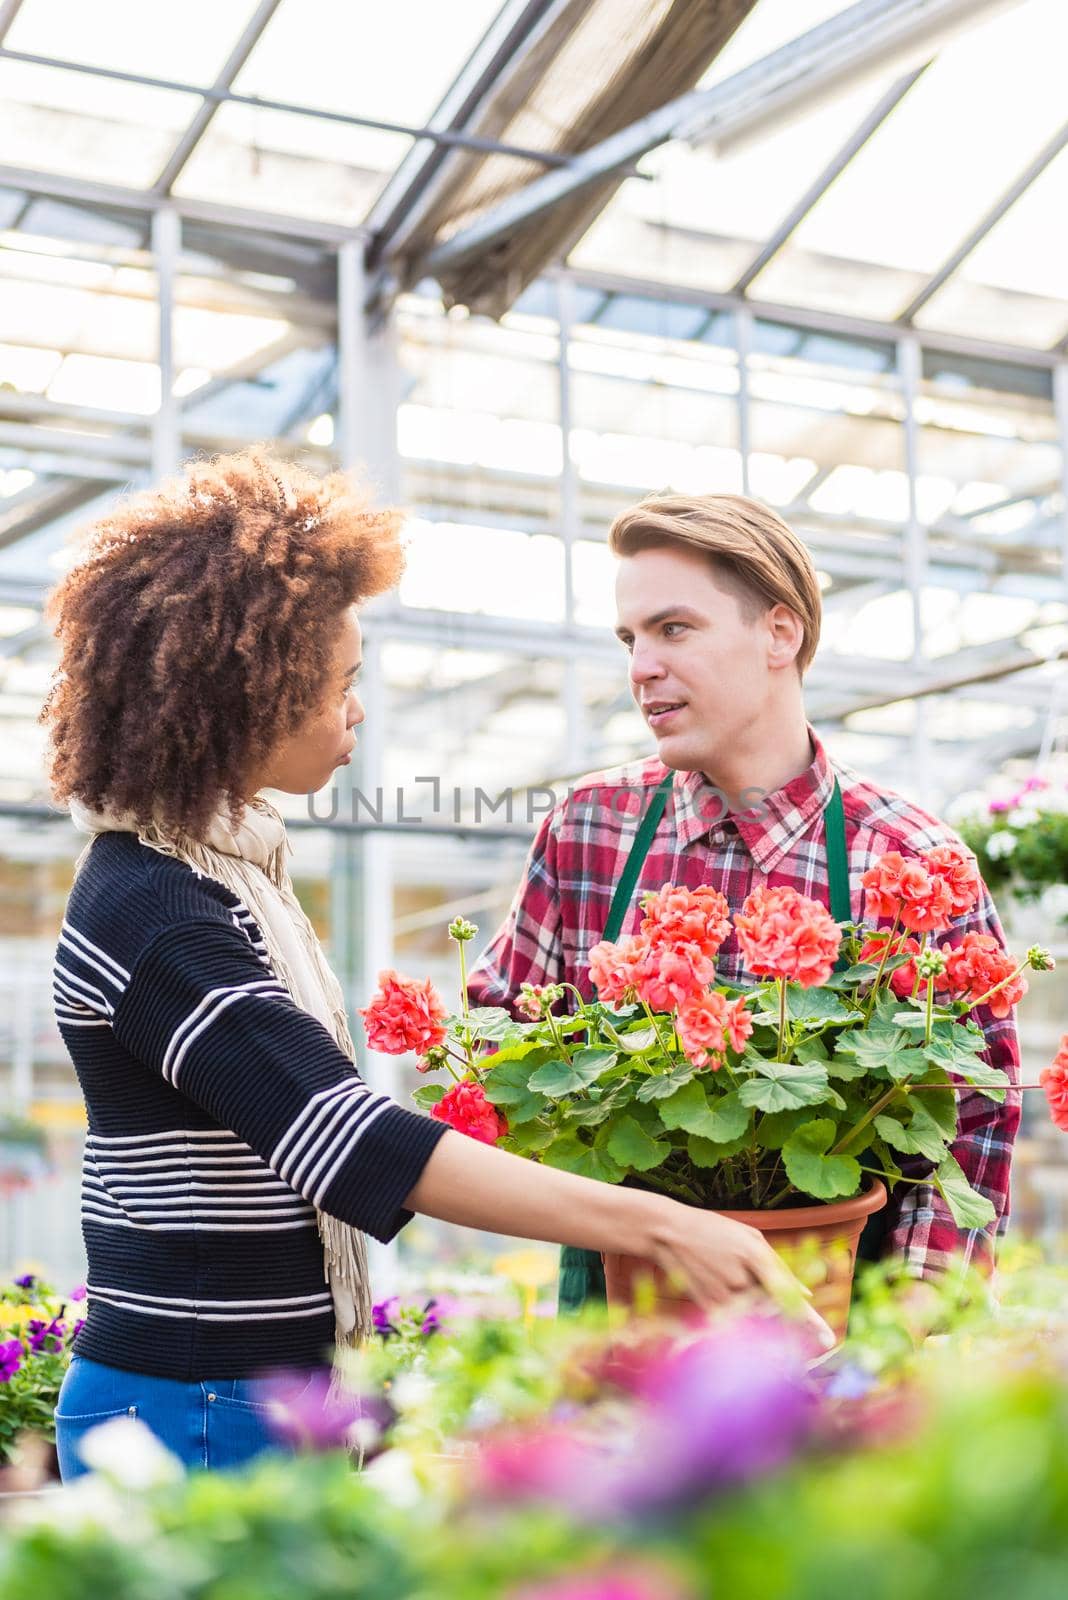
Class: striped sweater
55,831,446,1380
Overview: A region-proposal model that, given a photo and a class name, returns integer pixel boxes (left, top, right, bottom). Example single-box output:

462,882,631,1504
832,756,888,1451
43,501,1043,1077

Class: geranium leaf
542,1134,623,1184
528,1050,617,1097
688,1129,751,1165
756,1107,814,1148
781,1118,862,1200
933,1152,996,1230
465,1005,525,1042
874,1101,949,1163
737,1059,833,1113
412,1083,447,1111
482,1060,549,1123
605,1116,672,1173
636,1065,696,1101
657,1079,720,1136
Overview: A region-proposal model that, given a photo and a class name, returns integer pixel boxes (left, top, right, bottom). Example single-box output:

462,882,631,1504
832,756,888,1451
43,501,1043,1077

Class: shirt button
207,1391,217,1402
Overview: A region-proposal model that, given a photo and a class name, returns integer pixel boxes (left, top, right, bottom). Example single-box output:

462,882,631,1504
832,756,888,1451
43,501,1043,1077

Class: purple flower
987,799,1011,814
480,1316,815,1522
71,1318,86,1341
68,1284,87,1303
514,1575,685,1600
13,1273,35,1289
0,1337,23,1382
262,1369,395,1455
420,1298,447,1337
27,1317,65,1354
372,1296,400,1337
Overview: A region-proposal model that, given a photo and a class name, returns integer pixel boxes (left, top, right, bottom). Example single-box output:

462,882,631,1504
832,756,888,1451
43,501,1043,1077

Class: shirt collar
672,727,835,873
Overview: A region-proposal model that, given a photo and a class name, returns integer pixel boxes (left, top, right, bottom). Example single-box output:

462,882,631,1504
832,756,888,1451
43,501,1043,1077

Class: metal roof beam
421,0,1020,281
731,64,928,296
365,0,577,265
152,0,285,196
899,117,1068,323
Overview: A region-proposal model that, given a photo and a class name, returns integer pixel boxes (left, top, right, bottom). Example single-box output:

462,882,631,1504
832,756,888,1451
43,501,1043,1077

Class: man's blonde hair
608,493,822,675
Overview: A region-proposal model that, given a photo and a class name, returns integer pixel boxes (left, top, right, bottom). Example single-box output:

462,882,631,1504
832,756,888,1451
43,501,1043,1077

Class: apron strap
602,771,675,945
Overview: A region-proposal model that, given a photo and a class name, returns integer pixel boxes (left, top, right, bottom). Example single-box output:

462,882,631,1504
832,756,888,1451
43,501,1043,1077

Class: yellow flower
1,1302,47,1333
492,1249,557,1291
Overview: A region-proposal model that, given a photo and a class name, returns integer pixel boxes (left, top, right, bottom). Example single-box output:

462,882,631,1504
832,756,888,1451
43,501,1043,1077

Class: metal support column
557,273,586,771
899,332,931,803
335,239,397,1291
736,305,753,496
151,207,181,480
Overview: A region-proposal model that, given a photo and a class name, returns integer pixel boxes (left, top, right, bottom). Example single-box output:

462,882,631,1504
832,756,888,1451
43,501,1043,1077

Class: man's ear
767,604,804,669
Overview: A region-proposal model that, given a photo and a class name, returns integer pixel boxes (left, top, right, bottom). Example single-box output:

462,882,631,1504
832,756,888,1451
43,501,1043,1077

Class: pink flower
675,991,729,1068
895,860,954,935
861,852,956,935
588,936,649,1006
724,994,754,1053
734,885,841,989
1040,1036,1068,1133
639,883,731,960
634,939,716,1013
431,1080,508,1145
359,969,447,1055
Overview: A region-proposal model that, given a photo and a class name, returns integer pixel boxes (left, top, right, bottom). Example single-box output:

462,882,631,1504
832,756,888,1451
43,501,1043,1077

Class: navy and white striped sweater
55,831,446,1380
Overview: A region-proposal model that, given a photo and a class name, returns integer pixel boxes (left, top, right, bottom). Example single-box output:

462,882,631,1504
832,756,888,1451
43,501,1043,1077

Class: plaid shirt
468,729,1020,1279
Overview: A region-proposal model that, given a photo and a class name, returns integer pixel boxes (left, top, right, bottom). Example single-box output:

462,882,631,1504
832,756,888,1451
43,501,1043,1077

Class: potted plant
957,776,1068,920
0,1273,85,1485
361,850,1058,1337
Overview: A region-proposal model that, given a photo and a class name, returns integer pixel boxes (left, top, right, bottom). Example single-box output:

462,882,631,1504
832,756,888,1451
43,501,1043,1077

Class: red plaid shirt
468,729,1020,1278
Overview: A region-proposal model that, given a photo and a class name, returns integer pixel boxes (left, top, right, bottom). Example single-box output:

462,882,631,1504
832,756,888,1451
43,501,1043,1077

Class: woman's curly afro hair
43,448,404,841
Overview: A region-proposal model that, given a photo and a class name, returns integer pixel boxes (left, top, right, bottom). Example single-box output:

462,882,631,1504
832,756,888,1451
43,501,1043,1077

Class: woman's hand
645,1201,836,1349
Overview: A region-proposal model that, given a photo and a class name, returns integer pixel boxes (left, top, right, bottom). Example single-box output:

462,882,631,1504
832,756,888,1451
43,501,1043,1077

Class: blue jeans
55,1355,301,1480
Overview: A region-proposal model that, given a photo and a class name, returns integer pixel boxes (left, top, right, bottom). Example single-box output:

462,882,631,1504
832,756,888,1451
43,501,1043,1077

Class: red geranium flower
359,969,447,1055
861,851,957,936
940,931,1027,1018
925,842,982,917
431,1080,508,1144
734,885,842,989
858,932,928,1000
634,937,716,1013
1040,1036,1068,1133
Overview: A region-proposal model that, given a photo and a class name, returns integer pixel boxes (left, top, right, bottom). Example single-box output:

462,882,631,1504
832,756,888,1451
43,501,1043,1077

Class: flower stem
830,1081,908,1157
864,910,902,1020
545,1010,573,1065
924,974,935,1048
641,1000,676,1065
777,978,788,1062
457,940,470,1023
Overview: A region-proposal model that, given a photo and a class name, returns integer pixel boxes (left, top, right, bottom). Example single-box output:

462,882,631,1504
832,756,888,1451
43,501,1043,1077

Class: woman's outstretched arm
407,1129,834,1344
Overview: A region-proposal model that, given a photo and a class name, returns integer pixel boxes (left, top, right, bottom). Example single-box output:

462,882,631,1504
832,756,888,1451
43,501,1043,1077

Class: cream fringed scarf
70,796,373,1351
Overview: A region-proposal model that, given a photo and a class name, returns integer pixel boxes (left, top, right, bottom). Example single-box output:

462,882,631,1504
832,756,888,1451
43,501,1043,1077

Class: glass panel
174,103,411,224
753,0,1068,319
570,72,899,294
7,0,259,84
396,299,562,572
568,295,740,536
232,0,504,126
916,144,1068,348
0,58,201,187
913,351,1061,657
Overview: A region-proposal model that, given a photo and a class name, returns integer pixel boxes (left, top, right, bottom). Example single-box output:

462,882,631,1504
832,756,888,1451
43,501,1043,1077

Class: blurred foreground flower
264,1369,394,1457
477,1316,814,1520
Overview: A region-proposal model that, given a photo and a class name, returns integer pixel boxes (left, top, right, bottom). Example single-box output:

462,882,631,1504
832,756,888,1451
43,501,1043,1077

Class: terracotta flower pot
602,1180,887,1343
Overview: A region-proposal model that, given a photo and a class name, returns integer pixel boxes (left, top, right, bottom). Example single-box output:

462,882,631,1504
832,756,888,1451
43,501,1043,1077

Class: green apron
557,771,883,1313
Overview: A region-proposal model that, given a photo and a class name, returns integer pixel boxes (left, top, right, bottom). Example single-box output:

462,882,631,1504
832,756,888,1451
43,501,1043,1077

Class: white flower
1040,884,1068,921
1039,788,1068,815
77,1415,185,1489
362,1447,423,1509
944,790,991,826
390,1370,434,1412
1007,808,1041,830
986,830,1019,860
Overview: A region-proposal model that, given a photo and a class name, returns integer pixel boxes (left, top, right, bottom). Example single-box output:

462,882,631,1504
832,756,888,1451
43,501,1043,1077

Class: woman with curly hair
45,449,827,1478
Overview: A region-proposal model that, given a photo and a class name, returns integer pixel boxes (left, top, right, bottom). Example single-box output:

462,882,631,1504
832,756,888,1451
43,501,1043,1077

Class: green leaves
412,1083,447,1111
605,1116,672,1173
482,1060,549,1124
835,1023,923,1082
658,1081,749,1142
636,1064,696,1101
738,1059,834,1114
542,1127,623,1184
527,1048,617,1097
874,1100,952,1164
781,1118,862,1200
934,1152,996,1230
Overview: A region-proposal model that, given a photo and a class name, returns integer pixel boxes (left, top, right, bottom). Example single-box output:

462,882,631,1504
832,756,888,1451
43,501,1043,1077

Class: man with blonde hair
468,493,1019,1308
